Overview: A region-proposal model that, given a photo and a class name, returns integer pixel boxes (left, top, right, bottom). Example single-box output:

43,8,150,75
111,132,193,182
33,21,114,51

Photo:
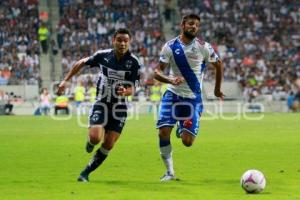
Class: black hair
113,28,131,38
181,14,200,24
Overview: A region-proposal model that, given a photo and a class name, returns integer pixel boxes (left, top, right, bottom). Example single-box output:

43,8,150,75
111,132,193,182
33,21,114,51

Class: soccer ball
240,169,266,193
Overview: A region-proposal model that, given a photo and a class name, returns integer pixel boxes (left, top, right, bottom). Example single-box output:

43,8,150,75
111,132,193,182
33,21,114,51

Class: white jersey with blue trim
159,36,219,98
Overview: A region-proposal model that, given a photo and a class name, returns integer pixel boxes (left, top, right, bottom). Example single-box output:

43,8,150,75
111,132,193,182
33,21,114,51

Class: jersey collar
177,36,195,47
112,50,131,62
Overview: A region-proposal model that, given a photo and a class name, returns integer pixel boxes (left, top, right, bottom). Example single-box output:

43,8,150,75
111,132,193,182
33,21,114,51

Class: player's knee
182,139,193,147
181,132,195,147
89,126,104,145
89,135,100,145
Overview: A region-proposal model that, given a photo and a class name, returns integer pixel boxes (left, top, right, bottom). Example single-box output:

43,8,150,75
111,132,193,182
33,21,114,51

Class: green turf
0,113,300,200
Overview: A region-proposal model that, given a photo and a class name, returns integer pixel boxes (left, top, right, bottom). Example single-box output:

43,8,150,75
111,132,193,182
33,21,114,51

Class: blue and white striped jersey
159,37,219,98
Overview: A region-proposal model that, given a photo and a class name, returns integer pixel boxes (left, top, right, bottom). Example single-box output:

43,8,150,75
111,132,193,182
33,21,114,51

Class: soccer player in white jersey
154,14,225,181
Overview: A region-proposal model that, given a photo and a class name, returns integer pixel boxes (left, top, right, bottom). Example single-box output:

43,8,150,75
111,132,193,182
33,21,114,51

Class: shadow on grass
88,178,242,190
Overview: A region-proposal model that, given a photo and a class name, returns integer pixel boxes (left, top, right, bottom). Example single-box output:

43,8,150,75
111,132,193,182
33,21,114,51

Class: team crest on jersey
92,114,99,122
188,54,199,60
125,60,132,69
192,47,197,53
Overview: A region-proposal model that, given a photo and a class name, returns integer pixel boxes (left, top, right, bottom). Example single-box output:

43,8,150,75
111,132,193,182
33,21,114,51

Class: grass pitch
0,113,300,200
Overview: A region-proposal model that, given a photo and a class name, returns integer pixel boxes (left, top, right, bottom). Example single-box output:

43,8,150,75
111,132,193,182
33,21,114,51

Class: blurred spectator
40,88,51,115
74,81,86,115
163,0,174,21
148,80,162,114
54,93,69,115
0,70,8,85
50,39,58,55
38,22,50,54
0,91,14,115
87,83,97,103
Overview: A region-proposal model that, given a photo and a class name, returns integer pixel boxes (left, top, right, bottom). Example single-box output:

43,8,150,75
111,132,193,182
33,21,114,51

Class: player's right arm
154,43,184,85
57,57,89,95
154,62,184,85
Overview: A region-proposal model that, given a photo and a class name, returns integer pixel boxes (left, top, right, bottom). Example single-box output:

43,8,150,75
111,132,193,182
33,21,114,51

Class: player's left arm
204,42,225,100
211,59,225,100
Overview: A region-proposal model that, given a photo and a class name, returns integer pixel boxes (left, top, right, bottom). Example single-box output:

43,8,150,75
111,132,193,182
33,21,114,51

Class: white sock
160,144,174,175
99,146,110,155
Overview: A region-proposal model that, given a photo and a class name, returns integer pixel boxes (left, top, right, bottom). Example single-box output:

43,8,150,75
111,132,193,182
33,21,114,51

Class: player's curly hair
181,14,200,25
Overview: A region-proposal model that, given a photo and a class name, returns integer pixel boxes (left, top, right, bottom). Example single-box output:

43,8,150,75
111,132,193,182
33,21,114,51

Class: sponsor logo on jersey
188,54,199,60
107,69,126,79
160,55,166,60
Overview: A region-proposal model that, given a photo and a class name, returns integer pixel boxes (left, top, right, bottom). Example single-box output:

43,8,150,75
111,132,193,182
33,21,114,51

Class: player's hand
169,76,184,85
57,81,66,95
214,89,225,100
117,86,129,96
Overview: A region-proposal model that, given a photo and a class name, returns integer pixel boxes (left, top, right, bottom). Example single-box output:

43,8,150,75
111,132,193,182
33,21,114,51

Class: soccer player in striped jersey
57,28,141,182
154,14,225,181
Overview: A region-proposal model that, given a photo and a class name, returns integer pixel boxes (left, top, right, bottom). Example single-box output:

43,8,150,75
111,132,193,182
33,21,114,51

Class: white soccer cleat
160,171,176,182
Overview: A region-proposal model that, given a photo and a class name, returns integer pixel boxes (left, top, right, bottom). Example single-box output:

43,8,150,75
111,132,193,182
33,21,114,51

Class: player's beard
183,30,197,40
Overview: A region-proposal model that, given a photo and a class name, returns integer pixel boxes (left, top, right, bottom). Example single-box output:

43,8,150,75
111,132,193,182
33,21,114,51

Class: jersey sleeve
85,50,107,67
204,42,219,63
159,43,172,64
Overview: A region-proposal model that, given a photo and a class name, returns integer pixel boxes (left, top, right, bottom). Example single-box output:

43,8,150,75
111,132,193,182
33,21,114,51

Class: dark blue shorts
156,90,203,136
89,101,127,134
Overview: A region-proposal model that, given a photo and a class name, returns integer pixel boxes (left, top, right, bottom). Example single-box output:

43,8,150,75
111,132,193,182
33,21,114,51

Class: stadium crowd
0,0,41,86
57,0,164,86
177,0,300,102
1,0,299,107
56,0,300,103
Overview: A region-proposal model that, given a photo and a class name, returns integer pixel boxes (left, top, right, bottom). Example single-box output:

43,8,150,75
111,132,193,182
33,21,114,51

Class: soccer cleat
85,142,94,153
160,171,176,182
77,171,89,182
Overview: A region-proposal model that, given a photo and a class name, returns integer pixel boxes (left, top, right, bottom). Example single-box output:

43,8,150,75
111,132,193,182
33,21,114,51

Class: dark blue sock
82,148,107,175
159,139,170,147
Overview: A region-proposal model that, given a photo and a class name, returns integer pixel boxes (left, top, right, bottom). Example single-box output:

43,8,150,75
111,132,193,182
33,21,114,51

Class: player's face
182,18,200,39
113,33,131,56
